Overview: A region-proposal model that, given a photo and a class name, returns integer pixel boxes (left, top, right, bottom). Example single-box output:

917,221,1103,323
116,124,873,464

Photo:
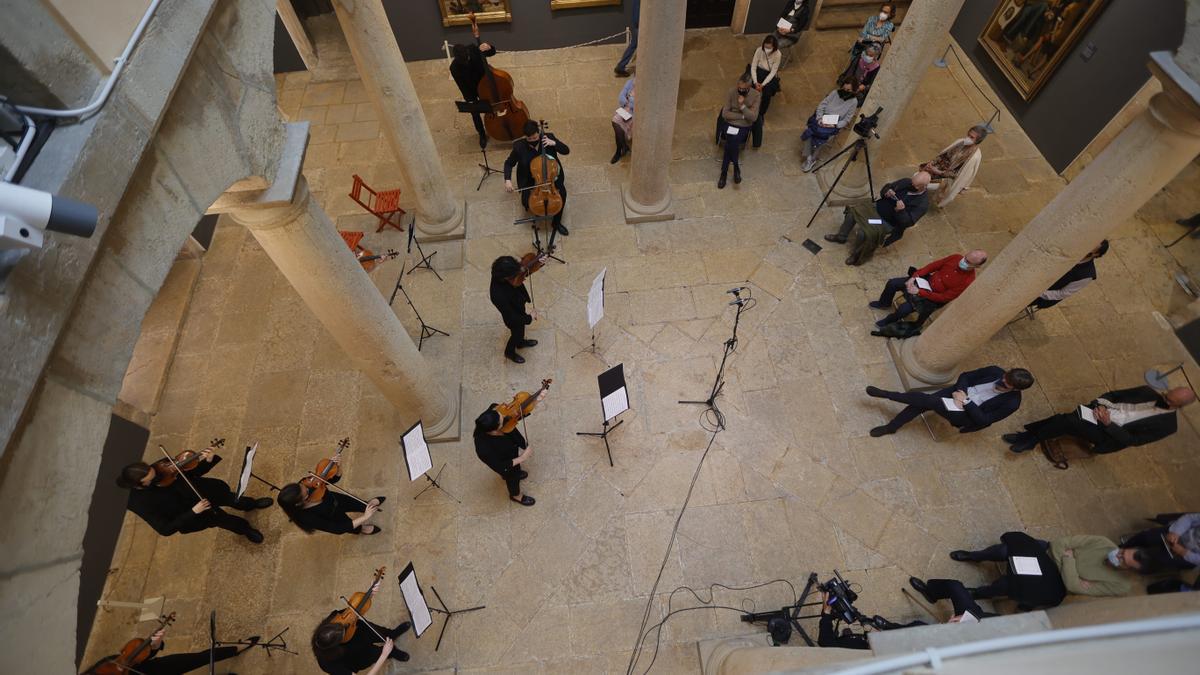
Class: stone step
815,0,911,31
867,611,1053,656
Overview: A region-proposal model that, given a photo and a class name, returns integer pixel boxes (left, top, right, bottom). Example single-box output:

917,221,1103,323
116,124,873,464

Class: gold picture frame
550,0,621,8
978,0,1108,101
438,0,511,27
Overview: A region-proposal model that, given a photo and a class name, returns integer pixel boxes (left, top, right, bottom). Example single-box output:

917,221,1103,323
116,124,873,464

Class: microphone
728,298,745,306
725,286,747,294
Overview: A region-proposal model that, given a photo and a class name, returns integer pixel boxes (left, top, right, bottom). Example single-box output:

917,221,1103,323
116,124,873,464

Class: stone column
821,0,967,200
332,0,466,241
228,178,460,439
621,0,687,224
898,52,1200,385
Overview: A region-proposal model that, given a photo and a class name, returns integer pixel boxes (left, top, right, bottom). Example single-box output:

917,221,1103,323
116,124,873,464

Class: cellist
312,576,411,674
81,624,257,674
504,120,571,237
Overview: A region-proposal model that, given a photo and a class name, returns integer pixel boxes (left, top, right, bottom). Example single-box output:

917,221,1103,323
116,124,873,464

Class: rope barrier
940,43,1003,131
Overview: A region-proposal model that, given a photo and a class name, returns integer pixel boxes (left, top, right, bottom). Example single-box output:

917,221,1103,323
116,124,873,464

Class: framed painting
439,0,511,27
551,0,621,8
978,0,1108,101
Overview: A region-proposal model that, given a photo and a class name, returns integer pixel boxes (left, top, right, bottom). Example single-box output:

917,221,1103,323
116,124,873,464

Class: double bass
527,120,563,221
92,612,176,674
469,12,530,142
495,378,553,433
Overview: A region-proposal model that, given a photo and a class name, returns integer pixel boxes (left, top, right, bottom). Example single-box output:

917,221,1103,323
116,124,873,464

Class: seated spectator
907,578,992,622
716,73,760,189
850,3,896,62
772,0,812,52
825,172,931,265
1122,513,1200,570
865,366,1033,437
801,77,859,173
611,77,635,164
952,532,1133,600
747,35,782,147
1030,240,1107,309
1004,385,1195,454
841,43,882,105
869,250,986,328
921,125,988,208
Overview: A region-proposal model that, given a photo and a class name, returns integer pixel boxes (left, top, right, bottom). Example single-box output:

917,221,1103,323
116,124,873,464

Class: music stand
208,609,296,671
236,443,281,497
405,215,442,281
402,421,459,503
456,100,502,190
573,267,606,360
577,363,628,467
388,260,449,351
399,563,485,652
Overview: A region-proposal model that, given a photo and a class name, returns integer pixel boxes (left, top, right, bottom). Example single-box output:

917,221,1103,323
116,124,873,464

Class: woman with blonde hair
921,124,988,207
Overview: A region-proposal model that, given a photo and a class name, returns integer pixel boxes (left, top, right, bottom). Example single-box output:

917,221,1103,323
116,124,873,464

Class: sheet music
777,17,793,30
615,107,632,121
602,386,629,422
587,268,606,329
236,442,258,500
1079,405,1097,424
915,277,932,291
820,114,839,126
1011,556,1043,576
942,397,964,412
402,423,433,481
725,125,741,136
398,567,433,637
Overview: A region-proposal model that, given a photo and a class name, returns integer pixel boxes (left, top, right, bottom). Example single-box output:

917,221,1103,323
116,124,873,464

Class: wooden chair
349,174,405,233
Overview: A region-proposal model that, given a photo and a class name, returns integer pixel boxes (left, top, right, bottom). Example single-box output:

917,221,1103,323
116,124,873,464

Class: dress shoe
392,650,411,662
1001,432,1027,444
505,353,526,364
510,495,536,506
875,317,893,328
373,496,387,506
908,577,935,604
614,68,631,77
611,149,623,164
245,529,264,544
868,300,890,309
733,166,742,184
516,469,529,479
717,173,727,189
253,497,274,509
801,158,816,173
393,621,411,637
949,550,975,562
1009,439,1037,454
554,223,569,236
864,386,885,398
823,234,847,244
519,339,539,348
869,425,896,437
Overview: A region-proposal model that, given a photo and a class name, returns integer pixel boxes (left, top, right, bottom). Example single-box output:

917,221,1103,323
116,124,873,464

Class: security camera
0,181,98,250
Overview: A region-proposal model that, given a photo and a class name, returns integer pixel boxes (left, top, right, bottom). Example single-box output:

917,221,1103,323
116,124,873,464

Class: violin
356,247,400,273
495,378,552,433
527,120,563,221
469,12,531,142
153,438,223,487
510,250,549,286
301,438,350,505
93,612,176,674
332,566,386,643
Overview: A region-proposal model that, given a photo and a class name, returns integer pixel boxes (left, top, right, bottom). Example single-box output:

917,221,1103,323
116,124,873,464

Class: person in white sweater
801,77,860,172
748,35,782,148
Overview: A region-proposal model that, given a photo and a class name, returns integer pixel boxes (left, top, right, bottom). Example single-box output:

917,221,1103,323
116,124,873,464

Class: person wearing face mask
800,76,859,173
865,364,1033,437
851,4,896,62
747,36,782,147
868,249,987,328
773,0,812,53
827,171,932,264
1121,513,1200,571
948,533,1138,602
716,73,760,189
921,125,988,207
841,43,881,105
1030,239,1107,309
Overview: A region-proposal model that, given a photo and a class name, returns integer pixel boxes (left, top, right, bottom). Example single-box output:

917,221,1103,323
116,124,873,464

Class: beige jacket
721,87,761,128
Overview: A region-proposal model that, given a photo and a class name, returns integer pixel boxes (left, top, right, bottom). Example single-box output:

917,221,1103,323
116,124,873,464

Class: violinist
473,403,541,507
489,255,539,364
277,478,385,536
450,39,496,149
312,578,410,674
504,120,571,237
116,445,271,543
81,624,258,674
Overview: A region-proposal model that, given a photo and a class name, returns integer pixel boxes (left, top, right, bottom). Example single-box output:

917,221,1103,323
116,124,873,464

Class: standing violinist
488,255,539,364
473,403,540,507
312,578,411,675
450,39,495,149
504,120,571,238
82,627,257,674
116,445,271,544
277,473,386,536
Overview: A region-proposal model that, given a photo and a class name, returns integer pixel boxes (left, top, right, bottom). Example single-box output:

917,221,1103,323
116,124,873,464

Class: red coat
913,254,975,304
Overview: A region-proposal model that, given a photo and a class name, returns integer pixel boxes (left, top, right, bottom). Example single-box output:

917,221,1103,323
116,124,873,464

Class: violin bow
338,596,388,643
157,445,217,511
303,472,381,511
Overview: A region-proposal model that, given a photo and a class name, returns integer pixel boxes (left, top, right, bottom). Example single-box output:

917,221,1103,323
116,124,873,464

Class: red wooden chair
349,174,405,233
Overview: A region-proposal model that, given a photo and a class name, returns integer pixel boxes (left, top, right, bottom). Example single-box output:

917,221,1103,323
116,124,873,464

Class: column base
887,337,956,390
425,383,463,443
622,185,675,224
414,200,467,243
815,156,873,206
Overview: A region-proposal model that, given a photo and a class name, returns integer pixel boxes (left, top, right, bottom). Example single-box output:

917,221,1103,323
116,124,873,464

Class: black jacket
450,43,496,101
778,0,812,30
1087,386,1178,454
503,133,569,190
946,366,1022,433
1000,531,1067,610
489,278,532,328
126,456,225,535
875,178,930,230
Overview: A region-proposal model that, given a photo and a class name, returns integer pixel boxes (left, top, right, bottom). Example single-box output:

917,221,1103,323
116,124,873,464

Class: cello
333,566,388,643
93,612,177,674
527,120,563,223
469,12,530,142
495,378,553,433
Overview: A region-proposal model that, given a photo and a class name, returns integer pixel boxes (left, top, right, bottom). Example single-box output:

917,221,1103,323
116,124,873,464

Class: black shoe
359,524,383,535
510,495,536,506
392,621,411,637
823,234,847,244
868,301,890,310
965,587,982,598
908,577,935,604
614,68,630,77
519,339,539,348
870,425,895,438
373,496,387,506
237,636,261,655
949,550,975,562
733,167,742,184
245,529,264,544
1001,432,1029,444
718,173,727,189
506,353,526,364
611,149,623,164
516,469,529,479
554,223,569,236
253,497,274,509
391,649,411,662
865,386,885,398
1009,439,1037,454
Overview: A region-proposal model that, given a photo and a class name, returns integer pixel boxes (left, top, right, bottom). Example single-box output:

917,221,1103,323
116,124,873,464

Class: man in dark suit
504,120,571,237
865,366,1035,437
449,40,496,149
907,578,990,622
1004,385,1195,454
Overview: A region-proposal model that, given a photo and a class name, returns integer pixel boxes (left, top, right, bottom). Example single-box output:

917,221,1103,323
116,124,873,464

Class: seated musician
504,120,570,237
81,625,257,674
474,405,539,507
116,445,271,544
312,585,410,675
489,256,538,364
278,476,385,536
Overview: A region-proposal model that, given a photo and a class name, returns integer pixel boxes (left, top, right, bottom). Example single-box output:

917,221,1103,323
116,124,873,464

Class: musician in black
312,597,410,675
474,405,536,506
504,120,571,237
278,477,385,536
489,255,537,363
81,628,257,674
450,40,495,148
116,446,272,544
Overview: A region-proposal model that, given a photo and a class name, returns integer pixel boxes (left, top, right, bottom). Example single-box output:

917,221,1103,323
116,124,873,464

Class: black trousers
925,579,984,618
875,277,943,326
873,387,965,431
612,121,629,157
520,180,566,229
721,126,750,174
1123,527,1195,570
501,466,523,497
882,223,910,247
140,646,237,674
504,321,526,358
1024,412,1107,447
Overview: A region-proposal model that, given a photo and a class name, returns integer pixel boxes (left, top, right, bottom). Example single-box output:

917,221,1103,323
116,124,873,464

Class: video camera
852,106,882,139
819,570,906,631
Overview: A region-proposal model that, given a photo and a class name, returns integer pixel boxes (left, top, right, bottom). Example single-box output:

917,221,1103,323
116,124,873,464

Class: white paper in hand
602,387,629,422
777,17,793,30
398,568,433,637
821,114,839,126
1011,556,1043,576
867,218,883,225
915,277,932,291
725,125,741,136
1079,405,1097,424
956,610,979,623
615,107,632,121
942,397,964,412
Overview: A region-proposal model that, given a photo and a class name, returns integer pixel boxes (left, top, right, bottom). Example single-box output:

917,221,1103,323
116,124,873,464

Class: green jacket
1050,535,1131,597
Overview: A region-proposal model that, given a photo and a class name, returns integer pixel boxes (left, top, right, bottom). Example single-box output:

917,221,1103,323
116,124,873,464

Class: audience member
869,250,986,328
825,171,931,265
1030,240,1107,309
614,0,639,77
717,73,760,189
1003,385,1195,454
611,77,635,164
851,3,896,60
865,366,1034,437
748,36,782,147
952,531,1133,600
1122,513,1200,570
801,77,859,173
921,125,987,208
773,0,812,52
906,578,991,622
841,43,881,105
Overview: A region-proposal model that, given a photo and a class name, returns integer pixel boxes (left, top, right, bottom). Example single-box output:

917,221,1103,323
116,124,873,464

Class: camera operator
817,591,870,650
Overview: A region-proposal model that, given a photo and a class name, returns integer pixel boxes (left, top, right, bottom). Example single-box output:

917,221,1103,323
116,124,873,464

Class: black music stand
401,420,459,504
577,363,628,467
456,100,502,190
208,609,296,673
405,216,442,281
388,260,449,351
398,563,485,652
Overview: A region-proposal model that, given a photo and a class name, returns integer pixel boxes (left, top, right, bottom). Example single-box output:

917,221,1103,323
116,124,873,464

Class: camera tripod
803,130,877,232
740,573,823,646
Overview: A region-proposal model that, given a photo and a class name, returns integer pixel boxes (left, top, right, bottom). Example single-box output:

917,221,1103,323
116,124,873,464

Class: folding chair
349,174,405,233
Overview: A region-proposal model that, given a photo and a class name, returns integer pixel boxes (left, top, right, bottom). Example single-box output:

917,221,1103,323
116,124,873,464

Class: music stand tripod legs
427,586,485,651
388,261,449,351
576,418,623,467
413,463,460,503
406,216,443,281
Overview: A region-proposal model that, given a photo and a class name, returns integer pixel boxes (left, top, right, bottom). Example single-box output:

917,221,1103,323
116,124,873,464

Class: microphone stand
679,287,751,430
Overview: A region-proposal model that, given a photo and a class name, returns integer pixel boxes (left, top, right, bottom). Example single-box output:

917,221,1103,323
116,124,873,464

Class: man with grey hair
922,124,988,207
827,171,932,265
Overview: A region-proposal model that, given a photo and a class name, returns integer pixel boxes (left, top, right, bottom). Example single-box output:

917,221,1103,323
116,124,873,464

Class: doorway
686,0,735,29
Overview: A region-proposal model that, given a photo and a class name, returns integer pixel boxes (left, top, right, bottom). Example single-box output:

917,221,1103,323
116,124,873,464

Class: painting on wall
978,0,1108,101
550,0,621,9
438,0,511,27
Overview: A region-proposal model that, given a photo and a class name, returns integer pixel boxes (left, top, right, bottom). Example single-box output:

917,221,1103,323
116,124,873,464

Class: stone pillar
228,178,460,438
898,53,1200,385
332,0,466,241
821,0,967,200
621,0,686,224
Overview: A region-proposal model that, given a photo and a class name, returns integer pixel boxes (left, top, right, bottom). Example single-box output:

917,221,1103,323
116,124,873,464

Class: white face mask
763,47,773,54
961,137,975,146
879,12,889,21
862,54,874,64
958,259,972,271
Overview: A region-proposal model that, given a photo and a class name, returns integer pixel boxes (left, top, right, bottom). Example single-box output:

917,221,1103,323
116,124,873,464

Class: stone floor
84,17,1200,675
